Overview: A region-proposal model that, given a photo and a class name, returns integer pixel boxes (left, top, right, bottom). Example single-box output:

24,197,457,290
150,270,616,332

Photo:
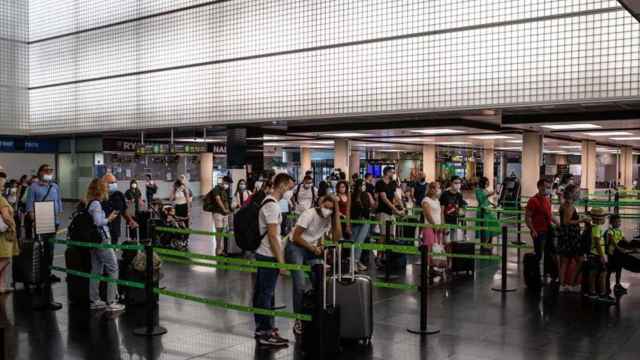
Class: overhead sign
209,143,227,155
0,138,58,153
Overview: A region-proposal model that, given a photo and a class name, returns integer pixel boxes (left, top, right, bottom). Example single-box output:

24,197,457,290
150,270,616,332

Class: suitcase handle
337,240,356,281
322,245,337,310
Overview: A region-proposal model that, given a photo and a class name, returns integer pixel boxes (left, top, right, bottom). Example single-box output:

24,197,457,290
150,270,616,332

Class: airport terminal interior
1,1,640,359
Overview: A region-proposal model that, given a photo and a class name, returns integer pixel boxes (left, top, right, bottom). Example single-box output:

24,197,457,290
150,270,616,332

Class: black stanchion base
272,305,286,310
33,301,63,312
491,287,517,293
133,326,167,337
407,327,440,335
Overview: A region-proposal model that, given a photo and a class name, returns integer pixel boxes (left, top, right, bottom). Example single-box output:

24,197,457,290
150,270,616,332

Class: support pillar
334,139,350,176
483,148,495,184
522,133,543,197
200,153,213,196
301,147,312,176
350,150,361,179
619,146,634,189
422,144,436,182
581,140,597,193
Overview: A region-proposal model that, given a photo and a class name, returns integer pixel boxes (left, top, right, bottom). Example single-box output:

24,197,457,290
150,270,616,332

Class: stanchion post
384,220,392,281
134,243,167,336
608,189,612,213
614,190,620,215
584,191,589,214
480,207,487,253
516,200,522,262
407,243,439,335
492,226,516,293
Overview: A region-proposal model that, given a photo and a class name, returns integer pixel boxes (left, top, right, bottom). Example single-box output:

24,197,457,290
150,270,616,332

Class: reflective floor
2,200,640,360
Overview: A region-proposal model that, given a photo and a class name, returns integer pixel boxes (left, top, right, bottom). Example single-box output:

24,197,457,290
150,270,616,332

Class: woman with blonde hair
85,178,125,312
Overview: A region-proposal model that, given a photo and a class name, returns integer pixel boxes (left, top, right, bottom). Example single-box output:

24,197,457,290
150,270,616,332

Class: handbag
431,242,447,268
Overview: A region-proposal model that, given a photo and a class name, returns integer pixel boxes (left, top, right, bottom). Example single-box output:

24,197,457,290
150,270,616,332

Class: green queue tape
51,238,145,251
153,247,312,272
50,266,145,289
159,255,257,273
154,288,311,321
372,281,418,291
154,226,234,238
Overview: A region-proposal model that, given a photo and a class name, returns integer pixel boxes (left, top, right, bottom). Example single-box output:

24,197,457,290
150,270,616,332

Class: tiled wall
20,0,640,133
0,0,29,135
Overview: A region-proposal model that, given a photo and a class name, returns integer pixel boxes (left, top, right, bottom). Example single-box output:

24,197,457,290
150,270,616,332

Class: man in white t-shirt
285,195,342,336
253,173,294,348
292,175,317,214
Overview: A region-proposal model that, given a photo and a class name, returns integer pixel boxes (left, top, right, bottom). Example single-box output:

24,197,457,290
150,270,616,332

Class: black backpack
233,198,276,251
68,200,104,244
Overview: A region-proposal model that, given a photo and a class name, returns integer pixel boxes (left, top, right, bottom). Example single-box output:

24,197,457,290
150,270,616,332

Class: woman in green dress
475,177,499,250
0,193,20,293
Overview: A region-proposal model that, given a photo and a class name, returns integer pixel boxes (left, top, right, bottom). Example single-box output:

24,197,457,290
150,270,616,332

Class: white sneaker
90,300,107,310
559,285,569,293
106,303,125,312
357,262,368,272
571,285,582,293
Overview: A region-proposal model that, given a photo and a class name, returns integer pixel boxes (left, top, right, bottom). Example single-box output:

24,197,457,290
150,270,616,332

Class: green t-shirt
606,228,625,255
210,186,229,214
591,225,606,256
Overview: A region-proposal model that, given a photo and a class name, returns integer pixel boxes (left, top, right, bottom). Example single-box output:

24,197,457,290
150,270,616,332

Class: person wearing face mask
25,164,64,284
292,176,317,214
232,179,252,210
526,179,560,275
285,195,342,336
102,174,138,244
253,173,294,347
557,184,589,293
170,178,192,225
375,167,403,245
439,176,467,243
475,177,499,252
145,174,158,208
422,181,445,272
351,179,375,272
206,176,232,256
414,173,428,206
125,179,145,231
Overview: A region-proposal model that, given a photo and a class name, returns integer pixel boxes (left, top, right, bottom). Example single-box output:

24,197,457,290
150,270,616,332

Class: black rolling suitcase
65,245,92,305
449,241,475,275
302,246,341,358
12,239,42,290
523,253,541,289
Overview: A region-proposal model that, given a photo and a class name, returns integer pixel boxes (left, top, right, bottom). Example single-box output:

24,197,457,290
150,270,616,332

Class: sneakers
570,285,582,293
106,303,126,312
559,285,569,293
356,262,368,272
90,300,107,310
255,330,289,348
614,284,628,295
596,295,616,304
293,320,304,336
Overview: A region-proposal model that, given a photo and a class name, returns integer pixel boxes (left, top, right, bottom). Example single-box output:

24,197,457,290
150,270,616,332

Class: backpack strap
293,184,301,203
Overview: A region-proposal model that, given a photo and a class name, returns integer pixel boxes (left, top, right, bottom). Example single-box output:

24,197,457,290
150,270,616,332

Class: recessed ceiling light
596,147,618,153
439,142,472,146
410,129,465,135
496,147,522,151
324,132,368,138
354,143,393,147
544,150,569,154
558,145,582,149
174,138,224,143
506,140,523,144
541,123,602,130
583,131,633,137
386,137,433,142
305,140,334,145
610,137,640,141
468,135,513,140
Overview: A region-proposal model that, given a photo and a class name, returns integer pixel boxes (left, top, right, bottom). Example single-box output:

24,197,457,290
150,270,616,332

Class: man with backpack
102,174,138,244
253,173,294,348
292,176,317,215
204,176,232,256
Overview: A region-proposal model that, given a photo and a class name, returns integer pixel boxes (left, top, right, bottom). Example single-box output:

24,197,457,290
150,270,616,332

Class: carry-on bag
328,241,373,344
12,239,42,289
449,241,475,275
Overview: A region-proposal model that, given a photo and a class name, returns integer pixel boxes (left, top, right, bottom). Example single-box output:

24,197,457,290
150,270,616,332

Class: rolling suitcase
65,245,92,305
449,241,475,275
302,246,341,357
523,253,541,289
621,251,640,273
328,241,373,344
12,239,42,290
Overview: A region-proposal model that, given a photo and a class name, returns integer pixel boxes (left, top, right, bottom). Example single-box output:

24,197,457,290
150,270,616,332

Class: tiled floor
1,200,639,360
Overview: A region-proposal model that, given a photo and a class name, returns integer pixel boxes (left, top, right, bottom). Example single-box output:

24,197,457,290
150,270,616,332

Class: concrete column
522,133,543,197
422,144,436,182
483,148,495,183
200,153,213,195
619,146,634,189
301,147,312,176
350,150,361,178
580,140,597,193
334,139,350,176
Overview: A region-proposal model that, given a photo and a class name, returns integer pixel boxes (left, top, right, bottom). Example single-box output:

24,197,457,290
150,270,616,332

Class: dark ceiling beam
503,110,640,124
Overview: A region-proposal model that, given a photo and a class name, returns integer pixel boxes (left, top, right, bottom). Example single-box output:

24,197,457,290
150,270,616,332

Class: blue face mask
108,183,118,193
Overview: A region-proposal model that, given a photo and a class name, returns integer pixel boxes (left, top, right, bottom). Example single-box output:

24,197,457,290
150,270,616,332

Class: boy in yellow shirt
586,208,615,304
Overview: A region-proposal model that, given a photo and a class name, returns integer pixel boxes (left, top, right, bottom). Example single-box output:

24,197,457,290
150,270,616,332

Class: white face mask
239,184,246,191
131,183,138,189
361,185,366,192
43,174,54,182
222,183,229,190
255,181,263,190
108,183,118,192
303,183,311,189
391,174,397,181
320,207,333,218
